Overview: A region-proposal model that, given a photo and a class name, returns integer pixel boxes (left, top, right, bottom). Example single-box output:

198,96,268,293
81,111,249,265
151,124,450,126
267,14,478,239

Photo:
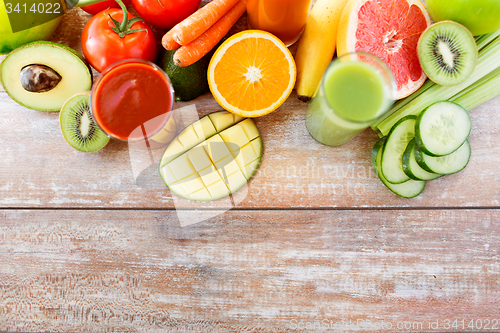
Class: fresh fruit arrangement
1,0,500,202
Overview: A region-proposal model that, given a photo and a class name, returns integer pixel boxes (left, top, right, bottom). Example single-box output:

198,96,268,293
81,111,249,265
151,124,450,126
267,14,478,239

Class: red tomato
131,0,201,30
80,0,131,15
82,8,157,73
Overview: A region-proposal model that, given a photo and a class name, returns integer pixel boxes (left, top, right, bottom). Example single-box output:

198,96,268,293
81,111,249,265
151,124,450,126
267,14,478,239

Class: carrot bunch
162,0,246,67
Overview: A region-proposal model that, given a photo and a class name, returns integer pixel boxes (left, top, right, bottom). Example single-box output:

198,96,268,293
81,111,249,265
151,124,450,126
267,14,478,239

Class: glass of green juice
305,52,396,146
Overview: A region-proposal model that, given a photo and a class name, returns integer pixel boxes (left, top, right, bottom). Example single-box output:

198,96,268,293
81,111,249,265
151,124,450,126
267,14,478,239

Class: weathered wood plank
1,209,499,331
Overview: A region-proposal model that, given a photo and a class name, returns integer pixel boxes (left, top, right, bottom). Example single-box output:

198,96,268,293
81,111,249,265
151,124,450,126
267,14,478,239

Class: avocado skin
157,36,228,102
158,48,212,102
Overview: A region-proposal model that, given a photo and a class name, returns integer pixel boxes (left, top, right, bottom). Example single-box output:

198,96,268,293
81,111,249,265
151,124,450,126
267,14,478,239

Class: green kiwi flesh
60,92,110,153
418,21,477,86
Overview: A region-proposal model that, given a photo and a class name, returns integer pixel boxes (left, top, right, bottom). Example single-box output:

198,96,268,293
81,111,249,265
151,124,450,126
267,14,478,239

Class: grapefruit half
337,0,431,99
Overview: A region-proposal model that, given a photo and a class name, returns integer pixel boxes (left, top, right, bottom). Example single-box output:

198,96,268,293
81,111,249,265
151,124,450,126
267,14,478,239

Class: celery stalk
375,33,500,136
450,66,500,110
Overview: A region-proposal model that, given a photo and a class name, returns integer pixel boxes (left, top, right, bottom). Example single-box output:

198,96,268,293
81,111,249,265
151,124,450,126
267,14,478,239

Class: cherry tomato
131,0,201,30
80,0,131,16
82,8,157,72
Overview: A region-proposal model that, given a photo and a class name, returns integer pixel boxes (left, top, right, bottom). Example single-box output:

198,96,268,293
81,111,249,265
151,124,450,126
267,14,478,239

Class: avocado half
0,41,92,111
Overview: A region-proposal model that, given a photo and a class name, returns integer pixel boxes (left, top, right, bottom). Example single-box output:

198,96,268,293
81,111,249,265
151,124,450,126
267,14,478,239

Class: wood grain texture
1,209,499,332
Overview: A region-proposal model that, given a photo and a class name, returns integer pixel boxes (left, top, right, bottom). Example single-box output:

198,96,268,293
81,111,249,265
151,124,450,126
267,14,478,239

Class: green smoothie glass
305,52,396,146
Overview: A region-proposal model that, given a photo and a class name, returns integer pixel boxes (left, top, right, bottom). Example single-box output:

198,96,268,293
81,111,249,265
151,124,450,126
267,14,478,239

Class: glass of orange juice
246,0,312,46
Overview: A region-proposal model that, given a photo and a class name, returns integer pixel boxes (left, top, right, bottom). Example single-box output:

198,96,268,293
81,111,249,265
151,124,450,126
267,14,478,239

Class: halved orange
208,30,296,118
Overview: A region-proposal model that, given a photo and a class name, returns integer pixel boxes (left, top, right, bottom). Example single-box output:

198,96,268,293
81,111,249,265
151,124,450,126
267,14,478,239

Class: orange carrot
173,0,246,67
172,0,240,47
162,30,181,51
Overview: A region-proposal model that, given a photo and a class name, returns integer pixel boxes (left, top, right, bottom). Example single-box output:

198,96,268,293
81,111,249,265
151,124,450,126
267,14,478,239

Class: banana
294,0,350,102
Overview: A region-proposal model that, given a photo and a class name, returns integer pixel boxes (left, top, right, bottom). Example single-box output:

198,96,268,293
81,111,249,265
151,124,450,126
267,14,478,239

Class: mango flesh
159,111,263,201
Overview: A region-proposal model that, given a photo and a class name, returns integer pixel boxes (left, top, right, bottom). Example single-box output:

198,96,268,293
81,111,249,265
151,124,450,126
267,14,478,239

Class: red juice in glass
90,59,175,143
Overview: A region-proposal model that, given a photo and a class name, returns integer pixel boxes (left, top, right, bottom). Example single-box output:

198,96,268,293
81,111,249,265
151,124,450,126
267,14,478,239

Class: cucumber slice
381,116,417,184
415,140,471,175
402,139,442,181
415,101,471,156
372,138,426,198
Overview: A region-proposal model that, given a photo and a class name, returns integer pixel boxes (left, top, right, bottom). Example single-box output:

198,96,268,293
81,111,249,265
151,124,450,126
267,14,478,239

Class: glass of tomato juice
90,59,175,147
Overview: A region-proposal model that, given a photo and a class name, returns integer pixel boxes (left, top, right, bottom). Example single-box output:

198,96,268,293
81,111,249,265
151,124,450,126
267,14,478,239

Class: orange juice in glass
246,0,312,46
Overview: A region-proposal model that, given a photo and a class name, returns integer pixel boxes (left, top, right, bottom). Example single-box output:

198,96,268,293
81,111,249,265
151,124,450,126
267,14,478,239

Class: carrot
173,0,246,67
172,0,240,47
162,30,181,51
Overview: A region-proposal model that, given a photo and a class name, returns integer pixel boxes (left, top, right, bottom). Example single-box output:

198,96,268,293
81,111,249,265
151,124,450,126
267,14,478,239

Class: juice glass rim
320,52,396,125
90,58,175,143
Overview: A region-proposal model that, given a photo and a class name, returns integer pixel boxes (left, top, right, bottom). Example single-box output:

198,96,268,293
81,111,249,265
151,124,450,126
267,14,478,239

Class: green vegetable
372,30,500,136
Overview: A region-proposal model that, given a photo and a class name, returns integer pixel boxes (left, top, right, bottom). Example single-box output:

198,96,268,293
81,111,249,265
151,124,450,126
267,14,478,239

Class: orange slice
208,30,296,118
337,0,431,99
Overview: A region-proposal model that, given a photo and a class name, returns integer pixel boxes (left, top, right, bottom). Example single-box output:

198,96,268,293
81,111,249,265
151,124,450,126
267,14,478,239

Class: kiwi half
60,92,109,152
418,21,477,86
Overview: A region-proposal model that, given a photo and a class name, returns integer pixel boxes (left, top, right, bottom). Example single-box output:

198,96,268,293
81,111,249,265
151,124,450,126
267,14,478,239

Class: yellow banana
294,0,350,102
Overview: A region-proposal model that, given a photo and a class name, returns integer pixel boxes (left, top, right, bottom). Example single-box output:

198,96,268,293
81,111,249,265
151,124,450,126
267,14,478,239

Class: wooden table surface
1,5,500,332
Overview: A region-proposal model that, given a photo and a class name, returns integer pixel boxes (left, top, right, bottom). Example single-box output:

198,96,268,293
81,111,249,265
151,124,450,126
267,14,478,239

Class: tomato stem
108,0,147,38
75,0,107,7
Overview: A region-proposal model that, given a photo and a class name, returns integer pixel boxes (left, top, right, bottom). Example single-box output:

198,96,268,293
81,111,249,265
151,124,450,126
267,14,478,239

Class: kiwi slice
418,21,477,86
59,92,110,153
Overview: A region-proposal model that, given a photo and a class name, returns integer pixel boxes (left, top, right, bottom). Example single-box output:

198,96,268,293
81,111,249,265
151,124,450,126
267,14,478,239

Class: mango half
159,111,263,201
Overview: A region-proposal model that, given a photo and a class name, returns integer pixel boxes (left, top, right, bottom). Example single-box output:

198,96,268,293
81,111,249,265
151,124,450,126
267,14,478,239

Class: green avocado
0,41,93,111
158,48,213,102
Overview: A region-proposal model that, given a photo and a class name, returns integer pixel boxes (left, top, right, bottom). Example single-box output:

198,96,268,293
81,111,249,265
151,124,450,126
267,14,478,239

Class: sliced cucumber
372,138,426,198
415,101,471,156
402,139,442,181
415,140,471,175
381,115,417,184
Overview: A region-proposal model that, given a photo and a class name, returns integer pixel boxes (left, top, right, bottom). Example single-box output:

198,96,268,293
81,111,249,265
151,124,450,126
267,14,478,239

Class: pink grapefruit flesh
337,0,431,99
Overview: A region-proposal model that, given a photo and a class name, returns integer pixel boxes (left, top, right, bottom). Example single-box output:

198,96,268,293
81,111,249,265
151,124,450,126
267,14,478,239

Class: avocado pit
19,64,62,93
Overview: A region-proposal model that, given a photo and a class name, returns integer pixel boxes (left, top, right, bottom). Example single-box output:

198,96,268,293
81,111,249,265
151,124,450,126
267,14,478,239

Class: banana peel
294,0,350,102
